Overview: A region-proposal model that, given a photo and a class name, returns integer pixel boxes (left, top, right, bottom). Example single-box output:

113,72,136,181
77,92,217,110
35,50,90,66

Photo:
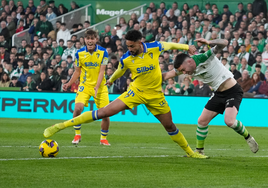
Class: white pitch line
0,155,173,161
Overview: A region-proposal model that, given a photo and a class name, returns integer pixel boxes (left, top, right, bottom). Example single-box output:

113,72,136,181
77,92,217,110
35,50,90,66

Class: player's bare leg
196,108,218,154
72,103,84,145
225,107,259,153
155,111,209,159
44,99,127,138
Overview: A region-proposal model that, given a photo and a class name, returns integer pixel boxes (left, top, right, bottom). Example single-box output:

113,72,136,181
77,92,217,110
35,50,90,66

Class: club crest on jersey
149,52,153,59
132,60,135,64
96,53,100,58
137,64,155,74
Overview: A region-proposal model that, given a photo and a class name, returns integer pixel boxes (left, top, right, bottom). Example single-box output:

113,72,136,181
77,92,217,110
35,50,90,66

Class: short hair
84,21,90,24
17,59,24,63
67,55,72,59
61,23,66,26
56,21,61,24
84,29,97,38
59,39,64,43
125,30,142,42
174,53,190,69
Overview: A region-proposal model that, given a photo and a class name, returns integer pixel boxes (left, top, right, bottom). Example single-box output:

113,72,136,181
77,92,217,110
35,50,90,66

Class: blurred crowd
0,0,268,98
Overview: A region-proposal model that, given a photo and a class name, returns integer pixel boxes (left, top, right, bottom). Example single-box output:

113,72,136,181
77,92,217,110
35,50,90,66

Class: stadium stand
0,0,268,98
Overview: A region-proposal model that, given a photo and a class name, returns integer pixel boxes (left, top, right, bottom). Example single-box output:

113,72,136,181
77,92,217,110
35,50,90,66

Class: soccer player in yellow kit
44,30,208,158
62,29,110,146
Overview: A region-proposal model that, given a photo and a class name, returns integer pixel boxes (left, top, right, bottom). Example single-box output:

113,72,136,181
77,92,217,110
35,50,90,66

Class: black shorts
205,83,243,114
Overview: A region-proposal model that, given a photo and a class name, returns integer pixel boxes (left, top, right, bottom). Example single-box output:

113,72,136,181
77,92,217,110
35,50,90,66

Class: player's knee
97,109,109,119
73,108,83,117
198,117,209,126
102,117,110,122
224,118,235,127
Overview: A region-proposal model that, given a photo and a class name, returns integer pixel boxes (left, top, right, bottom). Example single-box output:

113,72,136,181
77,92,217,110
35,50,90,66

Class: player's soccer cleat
72,135,81,145
246,136,259,153
43,123,65,138
100,139,111,146
195,148,205,155
184,151,209,159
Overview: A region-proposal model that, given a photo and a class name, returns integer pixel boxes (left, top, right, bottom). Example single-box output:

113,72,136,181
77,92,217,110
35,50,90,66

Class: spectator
46,6,56,21
9,76,20,87
0,34,9,52
237,45,249,62
84,21,90,29
54,75,69,92
167,9,177,23
252,0,267,17
66,55,73,68
52,40,63,56
36,72,51,91
25,12,35,29
35,12,53,38
255,71,268,98
144,22,154,42
55,54,62,65
221,58,230,70
262,44,268,67
251,54,266,76
138,7,152,22
70,1,79,11
31,64,40,83
237,70,253,92
193,80,212,96
102,36,116,52
0,45,9,63
48,0,58,16
254,64,265,81
257,31,265,53
164,78,180,95
22,76,36,91
238,58,252,73
60,60,68,76
0,72,10,87
16,19,24,33
28,59,34,73
230,63,242,80
39,0,48,14
0,21,10,40
27,0,36,13
99,24,111,43
58,4,68,16
10,58,23,79
9,0,17,13
113,73,126,94
166,2,180,17
247,73,262,95
6,16,16,38
180,76,194,95
56,23,71,46
201,25,211,41
222,4,232,18
61,40,75,61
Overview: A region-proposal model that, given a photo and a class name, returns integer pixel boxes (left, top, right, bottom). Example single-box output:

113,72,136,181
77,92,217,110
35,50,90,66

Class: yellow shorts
118,85,170,116
75,84,109,108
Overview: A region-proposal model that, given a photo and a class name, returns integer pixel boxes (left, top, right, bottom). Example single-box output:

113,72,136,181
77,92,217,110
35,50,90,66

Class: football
39,139,59,157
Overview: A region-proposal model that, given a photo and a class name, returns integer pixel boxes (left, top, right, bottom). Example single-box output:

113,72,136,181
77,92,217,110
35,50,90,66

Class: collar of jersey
130,42,147,58
85,45,98,53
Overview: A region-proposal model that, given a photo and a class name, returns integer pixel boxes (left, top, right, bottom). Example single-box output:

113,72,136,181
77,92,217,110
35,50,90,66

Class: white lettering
96,8,140,17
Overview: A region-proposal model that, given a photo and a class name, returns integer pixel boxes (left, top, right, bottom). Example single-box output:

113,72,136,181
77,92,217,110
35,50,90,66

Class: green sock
196,124,208,149
230,120,249,138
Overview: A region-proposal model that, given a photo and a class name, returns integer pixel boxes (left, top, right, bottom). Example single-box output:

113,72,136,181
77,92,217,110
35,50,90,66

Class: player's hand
94,86,99,98
188,45,196,55
194,38,210,45
63,83,70,91
105,80,113,87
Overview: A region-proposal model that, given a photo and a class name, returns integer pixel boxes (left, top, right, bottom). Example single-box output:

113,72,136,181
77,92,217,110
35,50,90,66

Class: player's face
85,35,97,51
177,59,196,75
126,40,142,56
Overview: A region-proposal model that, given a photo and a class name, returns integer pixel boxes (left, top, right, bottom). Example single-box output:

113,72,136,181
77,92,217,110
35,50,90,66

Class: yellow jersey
75,45,108,88
119,41,165,92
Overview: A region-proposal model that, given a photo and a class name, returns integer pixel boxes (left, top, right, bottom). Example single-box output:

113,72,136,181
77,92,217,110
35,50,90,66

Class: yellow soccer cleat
188,151,210,159
43,123,65,138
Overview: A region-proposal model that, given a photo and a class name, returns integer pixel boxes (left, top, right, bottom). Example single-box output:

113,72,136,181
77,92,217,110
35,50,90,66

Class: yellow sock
100,129,108,140
74,124,81,135
64,110,98,128
168,129,194,155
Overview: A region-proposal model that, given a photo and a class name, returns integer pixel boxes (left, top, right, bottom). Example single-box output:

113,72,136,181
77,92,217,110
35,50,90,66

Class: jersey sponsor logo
84,62,100,68
136,64,155,74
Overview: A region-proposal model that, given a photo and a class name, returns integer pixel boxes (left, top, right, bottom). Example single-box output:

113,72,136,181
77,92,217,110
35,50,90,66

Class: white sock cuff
230,120,238,128
197,124,208,128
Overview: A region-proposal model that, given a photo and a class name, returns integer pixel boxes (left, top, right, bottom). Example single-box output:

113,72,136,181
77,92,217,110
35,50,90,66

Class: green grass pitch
0,118,267,188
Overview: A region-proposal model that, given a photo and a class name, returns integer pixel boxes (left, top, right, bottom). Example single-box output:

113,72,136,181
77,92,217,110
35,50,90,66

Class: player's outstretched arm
63,66,81,91
162,69,177,81
194,38,228,54
161,42,196,55
107,61,127,85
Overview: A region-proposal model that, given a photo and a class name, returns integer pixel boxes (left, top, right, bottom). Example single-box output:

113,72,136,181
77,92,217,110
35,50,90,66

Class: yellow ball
39,139,59,157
